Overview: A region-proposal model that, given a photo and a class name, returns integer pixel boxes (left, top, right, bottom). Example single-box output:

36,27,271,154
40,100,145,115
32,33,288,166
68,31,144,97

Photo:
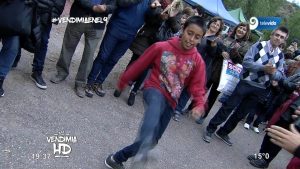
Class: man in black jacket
30,0,66,89
50,0,116,98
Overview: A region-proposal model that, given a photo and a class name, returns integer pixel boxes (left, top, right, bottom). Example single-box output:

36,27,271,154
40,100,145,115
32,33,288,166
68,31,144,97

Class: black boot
114,89,122,97
0,77,4,97
127,92,136,106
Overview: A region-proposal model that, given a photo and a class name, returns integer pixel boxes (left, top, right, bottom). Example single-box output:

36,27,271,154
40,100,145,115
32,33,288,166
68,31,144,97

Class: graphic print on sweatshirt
159,51,194,100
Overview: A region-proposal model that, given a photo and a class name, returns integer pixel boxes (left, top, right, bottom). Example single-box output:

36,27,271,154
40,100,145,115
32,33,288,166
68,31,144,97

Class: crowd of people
1,0,300,169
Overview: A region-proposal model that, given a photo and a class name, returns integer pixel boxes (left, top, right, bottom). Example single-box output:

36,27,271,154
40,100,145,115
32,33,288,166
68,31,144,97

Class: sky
286,0,300,6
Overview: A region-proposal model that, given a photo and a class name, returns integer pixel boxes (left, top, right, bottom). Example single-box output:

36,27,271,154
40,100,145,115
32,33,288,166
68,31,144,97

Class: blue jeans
0,36,19,77
207,80,270,134
12,47,21,67
32,23,52,73
87,26,135,84
114,88,173,163
175,88,190,114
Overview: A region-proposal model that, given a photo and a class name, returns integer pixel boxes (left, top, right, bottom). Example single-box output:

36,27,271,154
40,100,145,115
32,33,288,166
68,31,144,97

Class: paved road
0,3,291,169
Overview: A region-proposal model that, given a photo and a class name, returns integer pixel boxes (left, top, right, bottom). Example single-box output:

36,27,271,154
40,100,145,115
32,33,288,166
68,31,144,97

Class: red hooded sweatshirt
118,37,206,111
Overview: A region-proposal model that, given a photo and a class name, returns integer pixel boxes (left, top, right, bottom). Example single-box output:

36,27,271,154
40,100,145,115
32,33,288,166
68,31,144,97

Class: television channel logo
249,17,281,30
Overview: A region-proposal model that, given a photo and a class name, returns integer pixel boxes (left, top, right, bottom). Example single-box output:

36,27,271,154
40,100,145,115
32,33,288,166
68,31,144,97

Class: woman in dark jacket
198,16,224,81
195,22,251,124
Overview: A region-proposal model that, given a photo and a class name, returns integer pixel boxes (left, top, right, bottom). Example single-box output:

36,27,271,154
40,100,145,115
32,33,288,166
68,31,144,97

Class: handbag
0,0,35,36
217,59,243,96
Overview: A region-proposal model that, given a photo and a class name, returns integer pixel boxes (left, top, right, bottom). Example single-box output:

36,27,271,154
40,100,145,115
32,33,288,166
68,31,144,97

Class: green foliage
223,0,287,18
287,10,300,43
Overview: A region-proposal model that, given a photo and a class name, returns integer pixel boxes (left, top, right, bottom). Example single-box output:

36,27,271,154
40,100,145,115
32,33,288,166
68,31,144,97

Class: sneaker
249,158,269,168
244,123,250,129
75,85,85,98
50,74,66,84
93,83,105,97
215,131,233,146
85,84,94,98
127,92,136,106
253,127,260,133
172,112,181,122
195,116,205,124
114,89,122,97
104,154,124,169
202,130,213,143
31,72,47,89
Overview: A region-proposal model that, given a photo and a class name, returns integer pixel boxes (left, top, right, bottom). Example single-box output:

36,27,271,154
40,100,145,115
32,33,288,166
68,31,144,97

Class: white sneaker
244,123,250,129
253,127,260,133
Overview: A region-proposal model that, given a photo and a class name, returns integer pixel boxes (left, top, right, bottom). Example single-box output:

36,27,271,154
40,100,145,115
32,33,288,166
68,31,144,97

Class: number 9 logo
249,17,259,30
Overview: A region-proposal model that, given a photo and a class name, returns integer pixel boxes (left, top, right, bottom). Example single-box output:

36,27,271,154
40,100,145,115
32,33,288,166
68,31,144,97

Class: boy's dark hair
272,26,289,40
183,16,206,34
207,17,224,36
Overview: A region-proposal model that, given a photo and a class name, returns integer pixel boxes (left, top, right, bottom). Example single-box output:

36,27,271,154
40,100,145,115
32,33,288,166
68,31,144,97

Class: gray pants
56,23,103,86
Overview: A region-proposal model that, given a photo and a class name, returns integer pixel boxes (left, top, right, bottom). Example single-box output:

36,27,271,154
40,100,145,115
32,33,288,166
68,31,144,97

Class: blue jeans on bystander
0,36,19,78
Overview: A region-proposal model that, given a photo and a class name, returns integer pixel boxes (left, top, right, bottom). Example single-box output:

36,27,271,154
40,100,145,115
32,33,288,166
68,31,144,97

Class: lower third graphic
47,131,77,158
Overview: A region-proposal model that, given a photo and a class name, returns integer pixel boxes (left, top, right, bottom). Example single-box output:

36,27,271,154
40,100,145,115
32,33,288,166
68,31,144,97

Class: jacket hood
167,37,198,55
